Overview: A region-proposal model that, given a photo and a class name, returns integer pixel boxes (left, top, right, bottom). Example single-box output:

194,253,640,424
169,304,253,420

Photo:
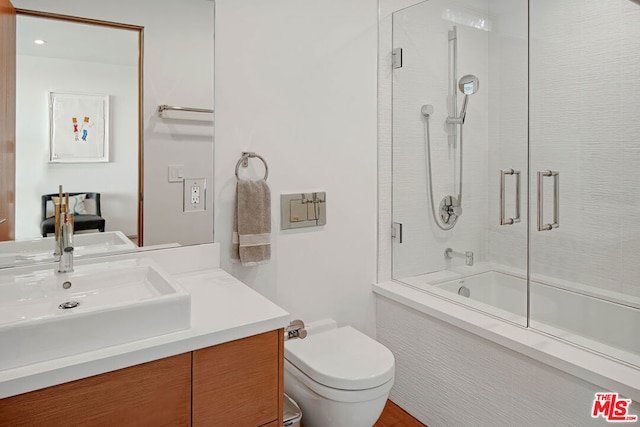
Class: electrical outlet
184,178,206,212
191,185,200,204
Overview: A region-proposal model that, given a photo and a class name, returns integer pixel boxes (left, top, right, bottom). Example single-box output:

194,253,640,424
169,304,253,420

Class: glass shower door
391,0,529,326
390,0,640,367
529,0,640,367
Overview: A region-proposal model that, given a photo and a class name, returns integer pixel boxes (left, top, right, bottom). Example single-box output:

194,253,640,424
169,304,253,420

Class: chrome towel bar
157,105,214,115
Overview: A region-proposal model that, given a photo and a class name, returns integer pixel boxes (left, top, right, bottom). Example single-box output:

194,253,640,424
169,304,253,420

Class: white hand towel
231,179,271,266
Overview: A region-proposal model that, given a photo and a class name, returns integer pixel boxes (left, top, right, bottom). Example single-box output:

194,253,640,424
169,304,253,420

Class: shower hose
423,115,464,231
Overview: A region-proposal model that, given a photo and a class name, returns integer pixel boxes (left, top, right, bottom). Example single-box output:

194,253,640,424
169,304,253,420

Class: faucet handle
465,251,474,266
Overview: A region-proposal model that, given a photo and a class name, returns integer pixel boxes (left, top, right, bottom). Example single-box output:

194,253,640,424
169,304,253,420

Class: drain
62,281,72,290
458,285,470,298
59,301,80,309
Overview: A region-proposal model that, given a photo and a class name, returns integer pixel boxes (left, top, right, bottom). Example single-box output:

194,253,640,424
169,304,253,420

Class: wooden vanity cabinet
0,329,284,427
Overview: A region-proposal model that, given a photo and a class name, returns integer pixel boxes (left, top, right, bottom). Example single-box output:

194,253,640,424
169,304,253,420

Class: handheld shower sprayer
447,74,479,125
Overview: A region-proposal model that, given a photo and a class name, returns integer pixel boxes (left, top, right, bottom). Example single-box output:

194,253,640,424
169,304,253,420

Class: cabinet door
193,330,283,427
0,353,192,427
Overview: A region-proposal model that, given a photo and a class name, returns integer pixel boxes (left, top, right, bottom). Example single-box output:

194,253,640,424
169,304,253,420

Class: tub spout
444,248,474,266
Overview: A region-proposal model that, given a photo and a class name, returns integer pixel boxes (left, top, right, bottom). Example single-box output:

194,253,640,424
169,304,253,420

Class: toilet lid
284,326,395,391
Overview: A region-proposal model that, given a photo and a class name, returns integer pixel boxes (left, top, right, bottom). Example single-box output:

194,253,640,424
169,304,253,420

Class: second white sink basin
0,258,190,370
0,231,137,268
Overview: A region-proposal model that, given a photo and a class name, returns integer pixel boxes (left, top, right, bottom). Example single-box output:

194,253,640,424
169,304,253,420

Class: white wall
15,55,138,238
214,0,379,336
12,0,214,247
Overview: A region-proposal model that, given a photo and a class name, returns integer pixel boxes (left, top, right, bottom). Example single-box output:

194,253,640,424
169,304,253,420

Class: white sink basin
0,231,137,268
0,258,190,370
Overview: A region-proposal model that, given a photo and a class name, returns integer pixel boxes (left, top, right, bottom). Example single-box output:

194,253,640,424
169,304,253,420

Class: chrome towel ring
235,152,269,181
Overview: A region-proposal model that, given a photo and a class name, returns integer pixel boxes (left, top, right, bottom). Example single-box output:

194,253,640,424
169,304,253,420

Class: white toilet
284,320,395,427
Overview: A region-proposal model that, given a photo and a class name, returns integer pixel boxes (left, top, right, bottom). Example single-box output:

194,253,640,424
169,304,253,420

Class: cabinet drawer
193,330,282,426
0,353,192,427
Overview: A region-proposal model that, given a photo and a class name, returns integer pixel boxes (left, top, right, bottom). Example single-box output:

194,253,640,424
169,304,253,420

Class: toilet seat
284,326,395,391
284,358,394,403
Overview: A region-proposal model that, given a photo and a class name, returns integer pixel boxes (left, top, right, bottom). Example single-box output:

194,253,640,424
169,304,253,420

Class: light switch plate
184,178,206,212
168,165,184,183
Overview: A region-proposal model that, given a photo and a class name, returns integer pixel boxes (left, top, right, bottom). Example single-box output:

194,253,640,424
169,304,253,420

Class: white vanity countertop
0,245,290,399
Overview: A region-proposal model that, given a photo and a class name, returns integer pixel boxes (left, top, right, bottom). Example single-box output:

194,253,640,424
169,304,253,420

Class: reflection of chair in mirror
41,192,106,237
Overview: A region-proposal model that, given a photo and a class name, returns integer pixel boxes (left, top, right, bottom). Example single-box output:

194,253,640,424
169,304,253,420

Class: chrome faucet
444,247,474,266
57,208,74,273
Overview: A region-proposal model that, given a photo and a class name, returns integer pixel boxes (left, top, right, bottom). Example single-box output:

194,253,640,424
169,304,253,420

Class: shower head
458,74,479,124
459,74,479,95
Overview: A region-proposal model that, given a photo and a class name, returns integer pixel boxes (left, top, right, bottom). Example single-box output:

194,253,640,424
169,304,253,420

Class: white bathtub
399,269,640,368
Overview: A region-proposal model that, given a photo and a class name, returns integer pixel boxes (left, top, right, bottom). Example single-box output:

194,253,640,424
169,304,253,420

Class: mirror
16,13,141,242
0,10,143,268
1,0,215,268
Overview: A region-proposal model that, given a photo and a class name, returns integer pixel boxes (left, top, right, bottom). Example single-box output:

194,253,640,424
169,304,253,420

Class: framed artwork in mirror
49,92,109,163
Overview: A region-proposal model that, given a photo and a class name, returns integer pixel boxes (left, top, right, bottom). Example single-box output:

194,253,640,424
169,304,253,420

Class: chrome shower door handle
499,169,521,225
537,170,559,231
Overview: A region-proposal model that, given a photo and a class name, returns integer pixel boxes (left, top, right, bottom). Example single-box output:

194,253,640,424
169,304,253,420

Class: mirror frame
14,8,145,245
